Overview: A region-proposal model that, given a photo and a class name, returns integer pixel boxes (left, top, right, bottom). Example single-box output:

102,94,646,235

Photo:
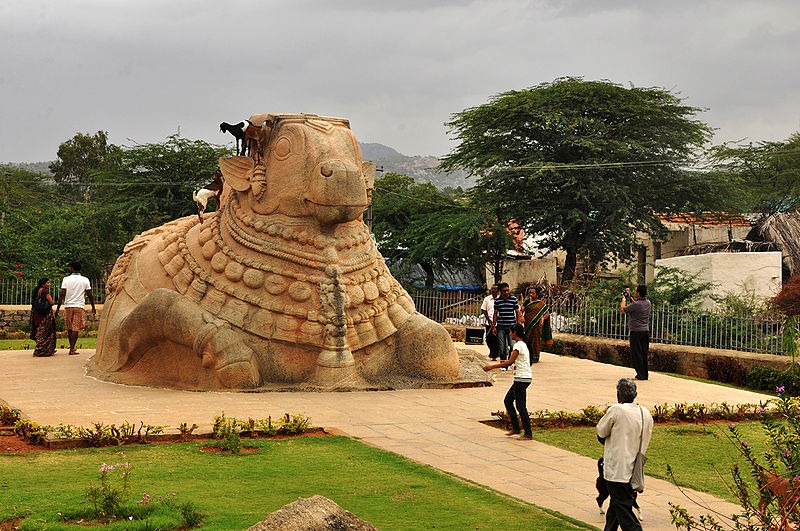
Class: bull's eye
321,165,333,177
273,137,291,160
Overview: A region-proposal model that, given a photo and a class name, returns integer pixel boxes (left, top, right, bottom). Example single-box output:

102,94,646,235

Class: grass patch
530,421,765,503
0,337,97,351
0,436,592,530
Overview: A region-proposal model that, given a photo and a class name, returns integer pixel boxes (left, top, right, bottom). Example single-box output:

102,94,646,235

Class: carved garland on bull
92,113,465,391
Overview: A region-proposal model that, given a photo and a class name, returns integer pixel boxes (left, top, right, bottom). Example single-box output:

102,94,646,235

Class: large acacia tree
439,77,732,281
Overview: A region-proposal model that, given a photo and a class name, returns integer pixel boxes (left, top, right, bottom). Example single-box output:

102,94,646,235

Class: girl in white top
482,323,533,439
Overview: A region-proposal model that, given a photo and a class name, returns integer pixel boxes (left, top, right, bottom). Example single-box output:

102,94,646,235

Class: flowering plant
85,457,132,518
670,388,800,530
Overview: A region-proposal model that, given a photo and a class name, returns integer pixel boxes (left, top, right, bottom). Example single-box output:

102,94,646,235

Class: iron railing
408,288,788,356
548,301,786,356
0,278,106,305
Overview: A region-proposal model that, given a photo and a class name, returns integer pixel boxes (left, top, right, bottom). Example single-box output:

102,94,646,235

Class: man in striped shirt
491,282,522,364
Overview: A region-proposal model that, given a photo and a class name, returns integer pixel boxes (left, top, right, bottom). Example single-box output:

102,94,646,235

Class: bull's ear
362,161,376,190
219,156,254,191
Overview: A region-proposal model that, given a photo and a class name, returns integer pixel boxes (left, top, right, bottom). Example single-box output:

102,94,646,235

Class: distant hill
2,161,53,175
360,143,476,190
4,144,477,190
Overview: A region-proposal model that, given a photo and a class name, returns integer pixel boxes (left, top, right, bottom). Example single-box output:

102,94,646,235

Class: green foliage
85,460,132,518
440,77,732,281
280,412,312,435
0,437,586,530
648,265,715,308
372,172,509,287
670,392,800,530
709,132,800,214
704,357,749,387
492,401,766,430
49,131,121,202
747,365,800,396
3,133,232,282
212,413,243,454
0,404,22,425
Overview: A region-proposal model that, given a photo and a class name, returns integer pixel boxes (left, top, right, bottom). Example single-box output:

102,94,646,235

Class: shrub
280,413,311,435
705,357,749,386
670,390,800,529
86,460,132,518
0,404,21,425
650,351,679,373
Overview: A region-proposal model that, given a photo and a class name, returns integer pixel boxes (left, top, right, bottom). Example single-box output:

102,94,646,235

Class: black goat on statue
219,120,252,155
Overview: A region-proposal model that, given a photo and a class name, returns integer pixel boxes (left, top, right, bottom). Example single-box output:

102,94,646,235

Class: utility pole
364,165,383,233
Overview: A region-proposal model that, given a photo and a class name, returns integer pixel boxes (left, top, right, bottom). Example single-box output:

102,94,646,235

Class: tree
709,132,800,215
439,77,732,282
49,131,120,201
94,134,232,234
0,166,56,279
371,173,514,288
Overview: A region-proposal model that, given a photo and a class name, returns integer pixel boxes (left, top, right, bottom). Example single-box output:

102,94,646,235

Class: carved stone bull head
218,114,375,226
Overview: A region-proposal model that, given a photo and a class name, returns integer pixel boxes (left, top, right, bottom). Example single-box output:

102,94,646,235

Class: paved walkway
1,344,771,530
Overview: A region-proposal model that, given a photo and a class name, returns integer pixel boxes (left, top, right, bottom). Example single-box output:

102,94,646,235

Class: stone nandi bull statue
90,113,464,390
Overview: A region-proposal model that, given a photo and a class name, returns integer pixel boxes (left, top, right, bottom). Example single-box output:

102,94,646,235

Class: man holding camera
620,285,651,381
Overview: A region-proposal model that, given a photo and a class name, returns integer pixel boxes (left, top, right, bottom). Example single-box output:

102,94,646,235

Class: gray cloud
1,0,798,162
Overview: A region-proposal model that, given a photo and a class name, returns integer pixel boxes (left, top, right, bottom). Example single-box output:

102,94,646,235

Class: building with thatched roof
746,211,800,281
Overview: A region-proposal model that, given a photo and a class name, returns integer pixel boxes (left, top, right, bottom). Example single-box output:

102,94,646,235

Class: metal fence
549,301,786,356
409,289,485,327
408,288,789,356
0,278,106,305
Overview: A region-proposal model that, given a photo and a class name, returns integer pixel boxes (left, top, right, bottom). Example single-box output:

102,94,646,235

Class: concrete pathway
1,344,771,530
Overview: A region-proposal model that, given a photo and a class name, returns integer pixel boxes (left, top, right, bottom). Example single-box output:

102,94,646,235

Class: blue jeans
496,326,514,361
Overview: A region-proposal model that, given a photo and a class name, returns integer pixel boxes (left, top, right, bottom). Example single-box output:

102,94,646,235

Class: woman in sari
522,285,552,363
30,277,57,357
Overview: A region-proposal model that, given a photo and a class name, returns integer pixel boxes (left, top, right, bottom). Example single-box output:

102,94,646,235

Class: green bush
705,357,749,386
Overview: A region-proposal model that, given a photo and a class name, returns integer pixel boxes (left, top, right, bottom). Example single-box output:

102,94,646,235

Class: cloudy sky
2,0,799,163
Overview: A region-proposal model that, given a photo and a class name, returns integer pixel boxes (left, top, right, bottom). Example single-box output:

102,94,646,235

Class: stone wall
441,323,791,380
0,305,102,333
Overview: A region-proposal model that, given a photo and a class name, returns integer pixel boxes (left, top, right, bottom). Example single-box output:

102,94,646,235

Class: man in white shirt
596,378,653,531
480,284,499,360
55,261,96,356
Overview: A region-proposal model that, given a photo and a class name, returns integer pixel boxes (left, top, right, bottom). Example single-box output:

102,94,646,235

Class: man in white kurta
596,378,653,531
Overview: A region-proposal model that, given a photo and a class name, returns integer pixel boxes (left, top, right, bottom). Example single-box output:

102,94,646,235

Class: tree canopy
439,77,733,281
708,132,800,215
371,172,514,287
2,134,231,283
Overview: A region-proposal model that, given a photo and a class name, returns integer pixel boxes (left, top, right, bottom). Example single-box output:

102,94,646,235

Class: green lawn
1,436,593,531
0,337,97,351
530,421,765,503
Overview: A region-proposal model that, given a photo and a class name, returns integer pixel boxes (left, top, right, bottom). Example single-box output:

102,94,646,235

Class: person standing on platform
481,284,500,360
55,261,96,356
491,282,522,366
620,285,651,381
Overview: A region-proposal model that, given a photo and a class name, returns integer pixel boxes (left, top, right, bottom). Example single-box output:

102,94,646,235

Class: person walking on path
481,284,500,360
30,278,56,357
620,285,651,381
597,378,653,531
482,323,533,440
491,282,522,364
522,285,551,364
55,261,96,356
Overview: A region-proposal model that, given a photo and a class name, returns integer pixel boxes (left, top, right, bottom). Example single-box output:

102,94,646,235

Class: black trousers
629,331,649,380
485,325,499,359
604,481,642,531
504,380,532,437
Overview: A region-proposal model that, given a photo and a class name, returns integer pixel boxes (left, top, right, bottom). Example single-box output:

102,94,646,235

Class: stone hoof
201,327,261,388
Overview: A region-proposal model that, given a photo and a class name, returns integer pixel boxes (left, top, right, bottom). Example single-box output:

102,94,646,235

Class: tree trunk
562,250,577,283
421,263,435,288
